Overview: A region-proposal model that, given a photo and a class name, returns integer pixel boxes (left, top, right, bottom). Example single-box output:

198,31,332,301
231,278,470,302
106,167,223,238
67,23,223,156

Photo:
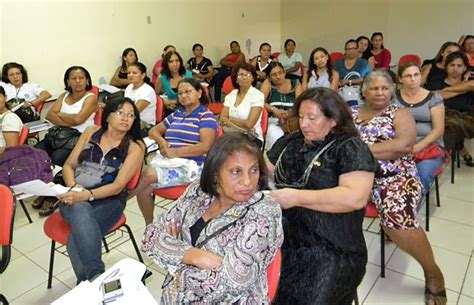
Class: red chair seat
152,185,188,200
434,166,443,177
267,249,282,302
365,202,378,218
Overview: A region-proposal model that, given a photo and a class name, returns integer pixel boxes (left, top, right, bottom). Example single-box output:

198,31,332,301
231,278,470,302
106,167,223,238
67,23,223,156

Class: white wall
280,0,474,67
1,0,281,96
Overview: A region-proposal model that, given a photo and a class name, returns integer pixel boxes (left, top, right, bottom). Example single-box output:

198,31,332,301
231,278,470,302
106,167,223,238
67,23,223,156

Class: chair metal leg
456,148,460,168
123,224,144,263
451,148,456,184
435,176,440,207
47,241,56,289
353,290,359,305
19,199,33,224
103,238,110,253
380,226,385,278
0,293,9,305
426,189,430,232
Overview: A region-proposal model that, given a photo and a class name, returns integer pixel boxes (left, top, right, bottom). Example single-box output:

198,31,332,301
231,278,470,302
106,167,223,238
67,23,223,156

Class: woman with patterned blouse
142,132,283,304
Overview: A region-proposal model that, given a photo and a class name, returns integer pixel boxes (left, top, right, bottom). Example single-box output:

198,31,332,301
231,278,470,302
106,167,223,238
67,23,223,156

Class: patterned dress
352,104,423,230
142,182,283,304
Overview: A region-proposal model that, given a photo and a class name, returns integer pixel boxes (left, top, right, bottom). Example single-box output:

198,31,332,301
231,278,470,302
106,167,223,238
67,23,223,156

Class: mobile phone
102,279,123,304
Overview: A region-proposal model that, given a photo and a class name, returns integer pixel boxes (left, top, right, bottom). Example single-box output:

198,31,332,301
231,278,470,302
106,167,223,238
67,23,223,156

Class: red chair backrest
216,124,223,138
271,52,281,59
94,108,103,127
267,249,282,302
33,102,44,114
90,85,99,97
126,166,142,190
18,126,29,145
156,96,164,123
365,201,378,218
261,107,269,138
330,52,344,64
398,54,421,67
0,185,14,248
222,76,235,95
206,103,224,115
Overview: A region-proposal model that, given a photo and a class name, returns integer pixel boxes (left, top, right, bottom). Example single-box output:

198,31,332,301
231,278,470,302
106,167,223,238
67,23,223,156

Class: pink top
151,59,163,85
373,48,392,69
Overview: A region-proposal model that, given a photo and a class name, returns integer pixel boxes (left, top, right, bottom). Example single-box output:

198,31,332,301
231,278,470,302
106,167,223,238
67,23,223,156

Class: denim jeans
59,197,126,283
416,157,443,195
35,140,72,166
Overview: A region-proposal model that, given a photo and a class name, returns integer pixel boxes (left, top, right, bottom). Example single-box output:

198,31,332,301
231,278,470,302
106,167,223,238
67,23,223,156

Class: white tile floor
1,140,473,305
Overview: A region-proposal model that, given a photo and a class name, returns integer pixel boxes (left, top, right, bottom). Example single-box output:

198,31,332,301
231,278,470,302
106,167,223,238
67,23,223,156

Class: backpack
0,145,53,186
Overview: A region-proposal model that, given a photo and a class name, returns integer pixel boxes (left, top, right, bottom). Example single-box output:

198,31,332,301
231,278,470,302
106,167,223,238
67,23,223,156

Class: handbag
6,98,39,123
338,71,362,104
150,152,201,188
414,144,448,163
44,126,81,150
74,161,118,189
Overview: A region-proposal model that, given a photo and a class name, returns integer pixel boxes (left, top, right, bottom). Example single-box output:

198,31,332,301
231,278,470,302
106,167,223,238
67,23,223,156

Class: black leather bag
44,126,81,150
6,98,39,123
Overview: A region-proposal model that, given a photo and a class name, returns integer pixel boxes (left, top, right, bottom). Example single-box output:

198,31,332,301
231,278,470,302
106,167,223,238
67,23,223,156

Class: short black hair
231,62,257,88
63,66,93,92
177,78,209,105
284,39,296,48
259,42,271,51
192,43,203,51
161,51,186,79
0,86,5,96
121,48,138,71
2,62,28,83
200,132,268,197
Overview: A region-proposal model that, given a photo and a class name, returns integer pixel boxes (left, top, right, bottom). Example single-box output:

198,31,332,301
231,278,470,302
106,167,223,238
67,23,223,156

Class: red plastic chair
424,165,443,231
0,184,15,304
43,167,144,288
329,52,344,65
267,249,282,302
271,52,281,59
90,85,99,97
222,76,235,96
260,107,269,149
156,95,164,123
18,126,29,145
94,108,103,127
398,54,421,66
364,201,385,278
207,103,224,115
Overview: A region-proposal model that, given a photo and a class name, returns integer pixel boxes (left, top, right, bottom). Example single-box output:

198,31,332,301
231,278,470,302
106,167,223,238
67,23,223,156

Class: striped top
163,104,218,163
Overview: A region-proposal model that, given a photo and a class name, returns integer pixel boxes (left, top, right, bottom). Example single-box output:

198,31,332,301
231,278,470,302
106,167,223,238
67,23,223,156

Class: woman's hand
164,99,177,110
183,248,223,269
161,147,178,158
165,218,181,238
270,188,300,209
412,142,426,154
57,190,89,205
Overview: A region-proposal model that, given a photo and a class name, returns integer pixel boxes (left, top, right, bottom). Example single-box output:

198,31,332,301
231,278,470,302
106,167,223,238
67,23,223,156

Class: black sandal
463,155,474,167
31,197,45,209
38,198,58,217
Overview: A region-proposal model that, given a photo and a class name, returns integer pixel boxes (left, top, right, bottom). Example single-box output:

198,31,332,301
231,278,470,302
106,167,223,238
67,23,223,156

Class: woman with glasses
219,62,264,147
393,62,446,198
57,97,145,284
132,78,218,225
261,62,303,150
267,88,378,305
124,62,156,133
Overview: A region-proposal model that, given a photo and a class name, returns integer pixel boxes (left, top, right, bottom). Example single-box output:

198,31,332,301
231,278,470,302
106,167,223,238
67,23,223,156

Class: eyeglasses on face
237,72,252,79
177,89,195,96
113,109,136,120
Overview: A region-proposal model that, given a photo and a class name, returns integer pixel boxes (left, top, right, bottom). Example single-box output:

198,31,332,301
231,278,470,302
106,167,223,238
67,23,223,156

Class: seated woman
124,62,156,132
109,48,138,89
356,35,375,68
57,97,145,284
261,62,303,150
421,41,461,89
35,66,98,216
370,32,391,70
220,62,264,147
393,62,445,203
430,51,474,166
302,47,339,91
250,42,274,84
211,41,246,101
142,132,283,304
353,70,446,305
1,62,52,122
187,43,214,84
267,87,378,304
133,79,218,225
151,45,176,86
459,35,474,77
0,86,22,155
155,51,192,113
278,39,303,80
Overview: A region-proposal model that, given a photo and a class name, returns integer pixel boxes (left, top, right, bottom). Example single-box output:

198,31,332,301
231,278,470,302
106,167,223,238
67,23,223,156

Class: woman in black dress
267,87,378,305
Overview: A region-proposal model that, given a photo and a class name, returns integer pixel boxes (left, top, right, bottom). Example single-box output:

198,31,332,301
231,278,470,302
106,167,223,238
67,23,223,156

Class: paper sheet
11,180,82,197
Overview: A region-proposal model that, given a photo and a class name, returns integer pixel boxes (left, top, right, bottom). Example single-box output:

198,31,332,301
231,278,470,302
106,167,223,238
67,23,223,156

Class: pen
53,183,78,208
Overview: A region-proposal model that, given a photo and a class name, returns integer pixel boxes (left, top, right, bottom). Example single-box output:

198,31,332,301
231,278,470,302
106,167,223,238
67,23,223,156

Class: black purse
44,126,81,150
6,98,39,123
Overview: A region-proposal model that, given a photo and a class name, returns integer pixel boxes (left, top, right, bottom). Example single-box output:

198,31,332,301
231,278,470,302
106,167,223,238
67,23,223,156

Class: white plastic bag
150,152,201,189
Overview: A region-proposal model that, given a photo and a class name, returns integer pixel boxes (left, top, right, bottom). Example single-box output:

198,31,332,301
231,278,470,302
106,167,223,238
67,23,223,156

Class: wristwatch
87,189,95,202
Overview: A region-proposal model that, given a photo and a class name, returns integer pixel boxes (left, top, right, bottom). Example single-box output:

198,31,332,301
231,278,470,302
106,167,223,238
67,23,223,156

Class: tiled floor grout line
456,251,473,305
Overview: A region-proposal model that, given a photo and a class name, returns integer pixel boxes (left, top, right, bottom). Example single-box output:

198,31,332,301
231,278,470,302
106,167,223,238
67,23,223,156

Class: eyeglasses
270,71,285,78
401,72,421,79
237,72,252,79
177,89,195,96
113,110,136,120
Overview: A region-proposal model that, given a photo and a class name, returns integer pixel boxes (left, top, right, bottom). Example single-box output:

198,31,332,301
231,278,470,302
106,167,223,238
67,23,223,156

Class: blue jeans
416,157,443,195
59,197,125,283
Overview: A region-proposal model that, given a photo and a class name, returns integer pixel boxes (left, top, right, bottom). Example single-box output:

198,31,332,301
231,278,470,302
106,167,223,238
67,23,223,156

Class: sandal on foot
425,287,447,305
31,197,45,209
463,155,474,167
38,199,58,217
